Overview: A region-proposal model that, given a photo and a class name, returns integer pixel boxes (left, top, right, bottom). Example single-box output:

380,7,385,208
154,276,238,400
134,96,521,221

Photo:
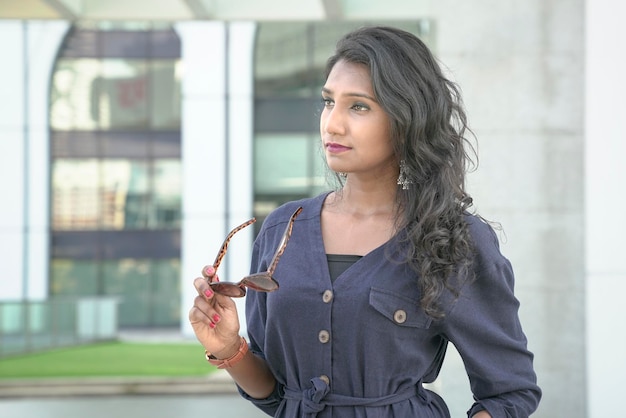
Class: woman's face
320,60,396,179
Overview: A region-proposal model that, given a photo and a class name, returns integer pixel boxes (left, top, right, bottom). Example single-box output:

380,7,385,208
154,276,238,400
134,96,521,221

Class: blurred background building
0,0,624,417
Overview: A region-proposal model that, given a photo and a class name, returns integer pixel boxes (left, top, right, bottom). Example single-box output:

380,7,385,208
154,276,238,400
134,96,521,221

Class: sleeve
235,236,285,416
442,222,541,418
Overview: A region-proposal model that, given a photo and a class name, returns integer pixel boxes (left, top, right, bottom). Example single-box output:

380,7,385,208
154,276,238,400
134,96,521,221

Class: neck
333,176,398,217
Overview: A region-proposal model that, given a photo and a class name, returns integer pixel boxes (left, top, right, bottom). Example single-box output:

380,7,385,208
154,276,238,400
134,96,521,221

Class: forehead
324,60,373,94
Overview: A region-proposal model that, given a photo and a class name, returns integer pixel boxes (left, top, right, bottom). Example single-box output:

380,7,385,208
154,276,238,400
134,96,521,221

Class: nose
321,106,346,136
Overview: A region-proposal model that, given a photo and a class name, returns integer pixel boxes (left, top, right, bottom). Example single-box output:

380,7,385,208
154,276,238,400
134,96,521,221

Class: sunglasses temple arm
212,218,256,271
266,207,302,275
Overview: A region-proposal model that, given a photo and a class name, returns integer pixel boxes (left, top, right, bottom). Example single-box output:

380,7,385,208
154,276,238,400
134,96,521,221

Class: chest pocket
369,287,433,329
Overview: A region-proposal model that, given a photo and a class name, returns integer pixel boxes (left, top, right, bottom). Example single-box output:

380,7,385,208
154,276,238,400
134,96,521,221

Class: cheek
366,118,391,142
375,127,395,158
319,110,327,133
378,121,393,147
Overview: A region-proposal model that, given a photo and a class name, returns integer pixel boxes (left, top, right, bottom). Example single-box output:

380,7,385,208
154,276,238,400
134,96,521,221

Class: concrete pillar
176,21,256,337
432,2,585,417
584,1,626,416
0,20,69,301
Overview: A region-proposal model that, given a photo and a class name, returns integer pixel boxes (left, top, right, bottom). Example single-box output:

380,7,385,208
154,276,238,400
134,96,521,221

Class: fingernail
212,314,220,323
202,265,215,277
204,288,213,298
209,322,216,329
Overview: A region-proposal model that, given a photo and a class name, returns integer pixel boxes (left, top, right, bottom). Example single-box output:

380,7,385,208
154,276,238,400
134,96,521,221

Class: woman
190,26,541,417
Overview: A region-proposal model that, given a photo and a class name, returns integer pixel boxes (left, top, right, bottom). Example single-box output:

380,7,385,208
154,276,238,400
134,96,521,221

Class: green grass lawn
0,342,217,379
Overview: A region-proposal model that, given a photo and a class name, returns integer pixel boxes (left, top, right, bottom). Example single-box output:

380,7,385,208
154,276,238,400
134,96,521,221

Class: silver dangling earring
339,172,347,178
397,160,413,190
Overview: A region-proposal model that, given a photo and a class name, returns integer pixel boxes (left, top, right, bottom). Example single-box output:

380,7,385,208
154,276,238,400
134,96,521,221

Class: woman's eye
321,98,333,107
352,103,369,111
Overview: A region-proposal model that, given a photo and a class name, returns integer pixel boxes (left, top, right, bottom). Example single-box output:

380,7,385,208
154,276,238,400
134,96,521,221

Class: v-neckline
311,192,395,282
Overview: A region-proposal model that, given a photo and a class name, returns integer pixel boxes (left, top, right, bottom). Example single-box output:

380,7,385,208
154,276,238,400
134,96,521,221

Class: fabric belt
284,376,431,418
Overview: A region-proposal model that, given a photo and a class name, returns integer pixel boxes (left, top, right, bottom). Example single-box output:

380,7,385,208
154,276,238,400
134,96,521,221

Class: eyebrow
321,87,376,102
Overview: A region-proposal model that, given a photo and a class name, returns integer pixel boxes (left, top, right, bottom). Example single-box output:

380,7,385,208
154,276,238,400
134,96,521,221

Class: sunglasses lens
242,273,279,292
210,282,246,297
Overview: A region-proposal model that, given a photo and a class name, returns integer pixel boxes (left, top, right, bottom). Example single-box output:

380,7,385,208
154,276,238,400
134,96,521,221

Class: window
52,159,180,230
49,25,182,328
51,59,181,131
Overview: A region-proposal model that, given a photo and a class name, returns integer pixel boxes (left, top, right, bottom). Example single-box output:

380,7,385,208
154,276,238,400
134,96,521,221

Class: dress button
322,290,333,303
318,330,330,343
319,375,330,385
394,309,407,324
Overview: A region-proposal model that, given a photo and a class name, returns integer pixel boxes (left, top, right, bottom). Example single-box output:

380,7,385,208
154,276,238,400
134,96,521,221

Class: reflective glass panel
52,159,181,230
50,259,98,296
49,25,182,330
102,259,180,327
50,59,181,131
255,133,327,196
153,160,182,228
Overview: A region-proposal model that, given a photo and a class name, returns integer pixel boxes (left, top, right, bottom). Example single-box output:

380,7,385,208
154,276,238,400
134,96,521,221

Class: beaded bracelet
205,337,249,369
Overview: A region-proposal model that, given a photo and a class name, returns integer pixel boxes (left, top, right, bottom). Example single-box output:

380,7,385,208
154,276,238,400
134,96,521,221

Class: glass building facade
49,24,182,327
47,20,429,328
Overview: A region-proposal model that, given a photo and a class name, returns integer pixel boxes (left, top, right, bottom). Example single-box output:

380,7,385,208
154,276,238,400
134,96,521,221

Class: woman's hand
188,265,241,358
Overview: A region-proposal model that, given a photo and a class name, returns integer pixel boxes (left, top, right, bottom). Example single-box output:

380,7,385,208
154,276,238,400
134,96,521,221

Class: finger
189,297,221,329
189,305,216,329
194,277,215,300
201,265,220,282
192,295,223,322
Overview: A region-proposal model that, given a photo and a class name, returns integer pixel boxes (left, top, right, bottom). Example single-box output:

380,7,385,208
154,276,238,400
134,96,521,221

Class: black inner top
326,254,362,282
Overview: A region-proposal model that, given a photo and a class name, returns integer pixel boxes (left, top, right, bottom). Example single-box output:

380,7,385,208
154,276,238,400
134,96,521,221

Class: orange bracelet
205,337,248,369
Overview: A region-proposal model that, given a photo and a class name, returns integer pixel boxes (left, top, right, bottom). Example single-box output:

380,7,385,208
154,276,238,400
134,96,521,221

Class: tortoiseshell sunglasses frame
202,206,303,297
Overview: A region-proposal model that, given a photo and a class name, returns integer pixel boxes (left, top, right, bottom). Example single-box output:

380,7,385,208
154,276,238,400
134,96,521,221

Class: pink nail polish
212,314,220,323
209,322,216,329
204,289,213,298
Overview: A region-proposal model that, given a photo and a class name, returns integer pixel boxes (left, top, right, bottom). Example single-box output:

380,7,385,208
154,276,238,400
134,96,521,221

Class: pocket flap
369,287,432,329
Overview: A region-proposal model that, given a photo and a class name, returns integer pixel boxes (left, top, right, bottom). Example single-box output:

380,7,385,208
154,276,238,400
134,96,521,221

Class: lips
325,142,351,153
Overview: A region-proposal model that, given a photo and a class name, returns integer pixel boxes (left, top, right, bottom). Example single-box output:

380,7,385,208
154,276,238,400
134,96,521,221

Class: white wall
432,1,585,417
0,20,69,300
0,21,26,300
585,1,626,417
176,21,256,338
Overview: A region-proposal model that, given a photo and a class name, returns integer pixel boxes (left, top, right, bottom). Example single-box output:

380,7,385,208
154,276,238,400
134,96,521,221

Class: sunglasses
202,207,303,297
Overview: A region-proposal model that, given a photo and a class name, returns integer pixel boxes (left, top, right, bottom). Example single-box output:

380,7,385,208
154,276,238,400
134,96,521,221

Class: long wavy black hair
325,26,477,318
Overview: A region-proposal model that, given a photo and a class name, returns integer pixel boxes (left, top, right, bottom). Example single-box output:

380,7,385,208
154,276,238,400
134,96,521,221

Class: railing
0,297,119,359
